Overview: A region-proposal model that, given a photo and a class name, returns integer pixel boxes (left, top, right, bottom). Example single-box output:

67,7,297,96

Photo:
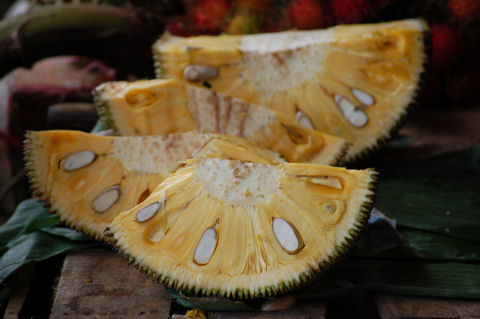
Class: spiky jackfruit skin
23,130,282,240
110,158,377,298
154,19,427,162
93,79,349,166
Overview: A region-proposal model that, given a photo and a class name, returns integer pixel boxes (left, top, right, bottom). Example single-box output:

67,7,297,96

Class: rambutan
448,0,479,21
431,23,460,70
164,16,196,37
331,0,373,24
235,0,270,13
288,0,325,29
190,0,230,31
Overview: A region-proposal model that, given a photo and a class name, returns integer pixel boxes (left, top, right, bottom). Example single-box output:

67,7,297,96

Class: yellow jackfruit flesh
24,130,282,240
154,19,427,160
94,79,349,165
111,158,377,298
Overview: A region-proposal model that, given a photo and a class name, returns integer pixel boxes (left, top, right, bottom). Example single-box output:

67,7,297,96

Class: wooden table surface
48,249,480,319
44,109,480,318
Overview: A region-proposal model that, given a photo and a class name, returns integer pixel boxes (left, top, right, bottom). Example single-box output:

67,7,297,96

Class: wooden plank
3,262,37,319
4,287,29,319
375,294,480,319
208,300,326,318
50,249,172,319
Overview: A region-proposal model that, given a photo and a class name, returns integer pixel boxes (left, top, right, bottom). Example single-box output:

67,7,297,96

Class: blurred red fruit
448,0,480,21
331,0,373,24
191,0,230,30
164,16,196,36
431,24,459,69
288,0,325,29
235,0,269,12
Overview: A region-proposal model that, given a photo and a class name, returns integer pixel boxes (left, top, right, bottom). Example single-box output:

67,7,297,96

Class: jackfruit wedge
154,19,427,160
94,79,348,165
24,130,282,240
111,157,377,298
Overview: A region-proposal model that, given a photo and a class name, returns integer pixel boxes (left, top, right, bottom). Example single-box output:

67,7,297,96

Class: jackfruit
94,79,196,136
23,130,282,240
94,79,348,165
110,157,377,298
154,19,427,160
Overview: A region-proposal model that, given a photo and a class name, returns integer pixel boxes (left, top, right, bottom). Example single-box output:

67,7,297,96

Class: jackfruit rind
23,130,282,240
154,19,427,161
94,79,349,166
110,158,377,298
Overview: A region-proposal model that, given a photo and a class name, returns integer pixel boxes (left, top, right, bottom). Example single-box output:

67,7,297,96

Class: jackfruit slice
94,79,197,136
94,79,348,165
111,158,377,298
154,19,427,160
24,130,282,240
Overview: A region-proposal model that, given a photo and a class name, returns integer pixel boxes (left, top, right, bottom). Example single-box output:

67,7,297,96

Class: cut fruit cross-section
154,19,427,161
24,130,282,240
110,158,377,298
94,79,349,165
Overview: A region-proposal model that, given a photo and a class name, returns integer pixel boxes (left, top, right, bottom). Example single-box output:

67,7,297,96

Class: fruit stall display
0,0,478,318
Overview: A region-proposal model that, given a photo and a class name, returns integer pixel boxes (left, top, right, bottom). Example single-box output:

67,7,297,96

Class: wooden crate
50,250,325,319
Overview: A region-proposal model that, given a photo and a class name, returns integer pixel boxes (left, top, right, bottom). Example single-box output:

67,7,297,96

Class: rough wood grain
208,300,326,319
50,249,171,319
375,294,480,319
4,287,29,319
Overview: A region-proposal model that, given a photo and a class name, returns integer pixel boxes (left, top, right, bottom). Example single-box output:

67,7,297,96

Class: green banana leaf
297,259,480,300
0,231,97,282
353,227,480,261
0,199,98,284
0,199,58,246
375,146,480,242
400,229,480,261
